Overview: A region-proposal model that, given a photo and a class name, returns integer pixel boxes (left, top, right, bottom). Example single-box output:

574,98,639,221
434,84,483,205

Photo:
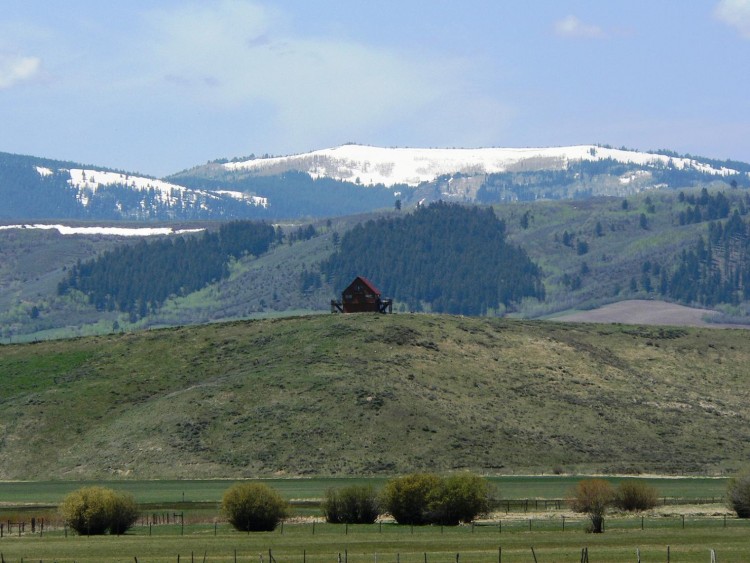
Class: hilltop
0,313,748,479
7,186,750,341
211,143,746,187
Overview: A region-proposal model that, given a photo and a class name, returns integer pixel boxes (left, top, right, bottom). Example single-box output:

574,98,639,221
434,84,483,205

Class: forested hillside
321,203,544,315
58,221,277,320
171,170,407,218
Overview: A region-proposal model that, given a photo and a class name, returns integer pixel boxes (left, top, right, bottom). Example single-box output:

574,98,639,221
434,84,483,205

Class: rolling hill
0,313,748,479
6,186,750,342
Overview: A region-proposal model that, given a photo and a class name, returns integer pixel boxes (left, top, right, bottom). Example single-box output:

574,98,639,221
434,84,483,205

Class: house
331,276,393,313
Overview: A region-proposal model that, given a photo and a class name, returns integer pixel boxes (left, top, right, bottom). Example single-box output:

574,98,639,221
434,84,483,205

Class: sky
1,0,750,177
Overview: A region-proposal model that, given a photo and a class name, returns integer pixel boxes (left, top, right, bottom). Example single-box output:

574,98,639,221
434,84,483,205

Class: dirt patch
552,300,749,329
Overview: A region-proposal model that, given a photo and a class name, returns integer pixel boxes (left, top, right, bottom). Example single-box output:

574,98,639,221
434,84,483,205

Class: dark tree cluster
320,202,545,315
58,221,276,319
175,171,408,219
677,188,732,226
665,210,750,305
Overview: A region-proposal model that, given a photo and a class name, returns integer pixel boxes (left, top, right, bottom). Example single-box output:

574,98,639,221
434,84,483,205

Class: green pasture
0,476,730,507
0,519,747,562
0,477,742,562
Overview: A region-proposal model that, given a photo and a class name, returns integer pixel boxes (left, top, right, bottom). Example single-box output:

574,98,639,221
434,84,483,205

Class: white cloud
138,0,508,150
554,15,606,39
0,53,41,89
715,0,750,38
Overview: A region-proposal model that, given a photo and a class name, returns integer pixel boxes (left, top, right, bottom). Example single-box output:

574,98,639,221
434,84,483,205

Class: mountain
213,143,749,187
0,152,267,221
174,143,750,212
1,313,748,479
4,145,750,221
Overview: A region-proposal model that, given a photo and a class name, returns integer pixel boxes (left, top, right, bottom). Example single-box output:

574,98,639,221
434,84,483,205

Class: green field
0,519,747,562
0,476,730,506
0,477,742,561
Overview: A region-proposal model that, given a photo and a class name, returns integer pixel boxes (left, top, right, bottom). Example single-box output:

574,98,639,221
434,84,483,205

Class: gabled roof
346,276,381,296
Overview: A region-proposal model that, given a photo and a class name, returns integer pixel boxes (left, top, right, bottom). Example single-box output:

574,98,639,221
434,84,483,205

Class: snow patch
224,144,743,188
0,224,205,237
35,166,53,177
64,168,267,209
214,190,268,208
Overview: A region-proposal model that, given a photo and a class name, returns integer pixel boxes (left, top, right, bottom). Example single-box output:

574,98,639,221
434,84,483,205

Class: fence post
636,548,640,563
530,547,538,563
562,516,565,531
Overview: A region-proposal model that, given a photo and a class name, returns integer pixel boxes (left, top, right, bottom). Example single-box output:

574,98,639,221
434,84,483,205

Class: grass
1,313,750,479
0,477,729,506
0,477,740,561
0,519,747,562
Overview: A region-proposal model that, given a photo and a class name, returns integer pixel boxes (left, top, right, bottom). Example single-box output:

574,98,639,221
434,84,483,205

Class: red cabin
331,276,393,313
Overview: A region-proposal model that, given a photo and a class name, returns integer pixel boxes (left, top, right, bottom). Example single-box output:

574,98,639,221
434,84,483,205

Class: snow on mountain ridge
224,144,743,187
60,168,268,208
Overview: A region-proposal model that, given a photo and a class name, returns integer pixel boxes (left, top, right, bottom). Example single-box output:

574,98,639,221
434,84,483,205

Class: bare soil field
553,299,749,328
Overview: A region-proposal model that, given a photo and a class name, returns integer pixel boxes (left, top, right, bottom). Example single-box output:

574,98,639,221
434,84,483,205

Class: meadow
0,477,744,562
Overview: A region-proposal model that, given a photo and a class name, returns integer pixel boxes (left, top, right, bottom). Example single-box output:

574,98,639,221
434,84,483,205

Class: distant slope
6,144,750,221
216,144,747,187
552,300,726,327
0,152,267,221
322,202,544,314
1,314,749,479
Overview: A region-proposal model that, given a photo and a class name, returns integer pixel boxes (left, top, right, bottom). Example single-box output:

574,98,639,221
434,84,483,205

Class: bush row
58,471,750,536
320,473,494,526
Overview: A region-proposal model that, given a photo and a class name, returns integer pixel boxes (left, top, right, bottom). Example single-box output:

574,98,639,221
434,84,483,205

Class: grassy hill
3,185,749,341
1,313,749,479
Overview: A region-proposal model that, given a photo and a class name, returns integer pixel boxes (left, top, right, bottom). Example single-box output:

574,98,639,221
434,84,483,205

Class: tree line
321,202,545,315
58,221,277,320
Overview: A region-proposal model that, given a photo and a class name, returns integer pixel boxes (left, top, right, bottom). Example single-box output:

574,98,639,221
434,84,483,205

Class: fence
0,512,746,538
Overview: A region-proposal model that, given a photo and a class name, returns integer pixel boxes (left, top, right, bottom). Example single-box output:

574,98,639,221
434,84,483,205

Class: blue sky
1,0,749,176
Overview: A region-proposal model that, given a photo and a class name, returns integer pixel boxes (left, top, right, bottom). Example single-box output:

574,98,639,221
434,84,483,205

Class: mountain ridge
3,144,750,221
217,143,748,187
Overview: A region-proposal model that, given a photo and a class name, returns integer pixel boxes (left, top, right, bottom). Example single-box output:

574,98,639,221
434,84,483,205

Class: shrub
614,481,659,511
380,473,442,525
728,470,750,518
430,472,494,525
108,492,140,535
323,485,379,524
381,472,494,526
222,483,288,532
570,479,614,533
59,486,139,536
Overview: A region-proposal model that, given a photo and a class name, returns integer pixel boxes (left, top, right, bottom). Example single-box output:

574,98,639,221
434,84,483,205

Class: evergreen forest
320,202,545,315
58,221,277,319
